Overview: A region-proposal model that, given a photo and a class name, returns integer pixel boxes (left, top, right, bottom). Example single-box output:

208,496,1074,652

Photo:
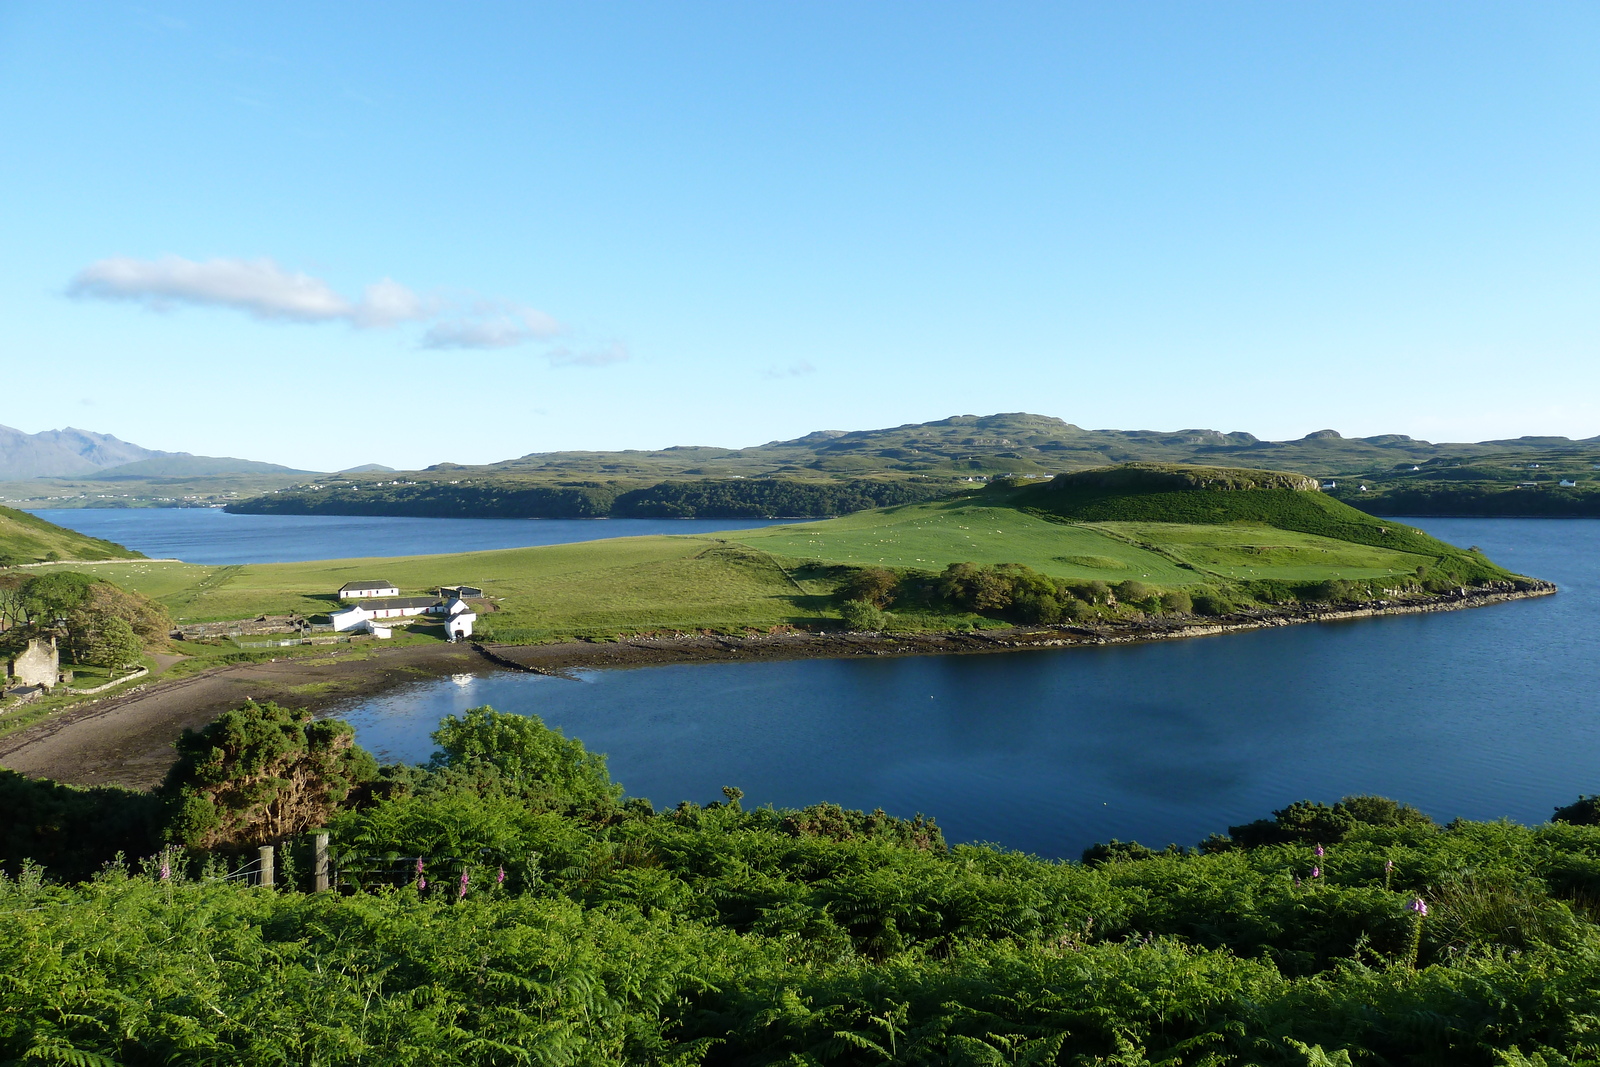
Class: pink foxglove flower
1311,866,1321,879
1314,844,1325,858
1410,897,1428,916
458,868,470,900
496,866,506,886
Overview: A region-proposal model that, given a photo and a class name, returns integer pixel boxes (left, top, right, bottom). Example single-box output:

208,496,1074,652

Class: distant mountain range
434,412,1600,480
230,412,1600,521
9,413,1600,494
0,424,307,480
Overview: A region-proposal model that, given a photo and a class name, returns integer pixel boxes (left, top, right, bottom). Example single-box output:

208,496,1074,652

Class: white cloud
548,342,630,367
68,255,427,326
762,360,817,379
354,278,431,327
67,255,571,350
421,302,563,350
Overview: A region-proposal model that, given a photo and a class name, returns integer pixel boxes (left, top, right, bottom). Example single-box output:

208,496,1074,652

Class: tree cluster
835,562,1203,626
0,570,169,669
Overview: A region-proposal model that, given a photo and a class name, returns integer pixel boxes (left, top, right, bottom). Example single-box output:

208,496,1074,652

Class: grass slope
53,538,824,638
1010,464,1510,582
0,505,142,564
731,501,1192,583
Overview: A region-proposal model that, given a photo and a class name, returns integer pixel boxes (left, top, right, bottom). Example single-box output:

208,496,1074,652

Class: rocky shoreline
0,579,1556,789
475,579,1558,673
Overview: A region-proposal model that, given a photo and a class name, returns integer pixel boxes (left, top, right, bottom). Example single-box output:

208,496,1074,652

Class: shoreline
475,580,1557,672
0,582,1555,789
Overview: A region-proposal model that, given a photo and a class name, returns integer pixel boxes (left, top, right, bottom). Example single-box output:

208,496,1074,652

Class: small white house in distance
446,611,477,641
357,597,438,619
1561,479,1578,487
1320,480,1336,490
339,579,399,599
428,597,475,617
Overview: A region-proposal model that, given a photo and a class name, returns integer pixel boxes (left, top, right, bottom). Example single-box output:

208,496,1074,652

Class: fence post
258,845,275,889
312,833,330,893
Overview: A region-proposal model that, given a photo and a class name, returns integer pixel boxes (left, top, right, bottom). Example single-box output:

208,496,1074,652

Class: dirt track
0,644,492,789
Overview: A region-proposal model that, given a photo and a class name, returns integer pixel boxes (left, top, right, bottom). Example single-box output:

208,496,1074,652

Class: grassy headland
23,465,1533,649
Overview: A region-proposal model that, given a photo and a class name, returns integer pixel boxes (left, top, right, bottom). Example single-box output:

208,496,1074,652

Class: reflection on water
335,518,1600,858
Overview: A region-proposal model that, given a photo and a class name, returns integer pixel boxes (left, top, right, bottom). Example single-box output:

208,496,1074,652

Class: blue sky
3,3,1598,471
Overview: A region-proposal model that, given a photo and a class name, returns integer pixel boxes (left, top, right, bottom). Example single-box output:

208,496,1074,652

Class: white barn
339,579,399,599
356,597,438,619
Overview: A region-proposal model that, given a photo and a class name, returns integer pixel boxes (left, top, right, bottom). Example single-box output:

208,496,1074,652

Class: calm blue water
26,508,793,565
332,518,1600,858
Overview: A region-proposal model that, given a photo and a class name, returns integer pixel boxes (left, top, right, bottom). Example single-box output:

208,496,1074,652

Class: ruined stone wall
7,637,59,688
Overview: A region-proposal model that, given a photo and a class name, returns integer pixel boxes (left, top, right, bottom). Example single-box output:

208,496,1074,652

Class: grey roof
339,579,395,592
355,597,440,610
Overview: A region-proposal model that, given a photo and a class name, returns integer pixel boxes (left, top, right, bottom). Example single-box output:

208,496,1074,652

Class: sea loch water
26,508,794,564
328,518,1600,859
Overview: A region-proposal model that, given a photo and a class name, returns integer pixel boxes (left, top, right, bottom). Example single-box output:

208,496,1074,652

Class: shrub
1112,580,1150,604
1065,580,1111,605
164,700,378,849
1159,590,1193,615
429,705,621,807
836,567,899,608
1227,795,1437,848
938,563,1014,612
84,616,141,670
1012,591,1061,624
1553,795,1600,825
839,599,888,631
1191,591,1234,616
1059,597,1092,622
1081,838,1157,866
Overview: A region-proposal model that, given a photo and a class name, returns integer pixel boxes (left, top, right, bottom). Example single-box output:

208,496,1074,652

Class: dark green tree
164,700,378,849
429,704,620,806
83,616,141,671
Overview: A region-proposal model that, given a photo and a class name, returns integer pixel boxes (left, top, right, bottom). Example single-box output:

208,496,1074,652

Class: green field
730,501,1192,583
1092,521,1437,581
45,538,825,637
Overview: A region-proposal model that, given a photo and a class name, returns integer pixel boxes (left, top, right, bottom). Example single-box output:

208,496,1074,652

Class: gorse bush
839,598,889,631
843,561,1167,626
163,699,378,849
8,703,1600,1065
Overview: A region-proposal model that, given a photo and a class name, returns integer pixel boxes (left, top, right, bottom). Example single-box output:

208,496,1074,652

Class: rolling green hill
734,465,1509,590
0,505,142,565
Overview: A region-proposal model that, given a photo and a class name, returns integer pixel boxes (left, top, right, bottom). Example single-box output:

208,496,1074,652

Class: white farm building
339,579,399,599
326,581,484,638
357,596,439,619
